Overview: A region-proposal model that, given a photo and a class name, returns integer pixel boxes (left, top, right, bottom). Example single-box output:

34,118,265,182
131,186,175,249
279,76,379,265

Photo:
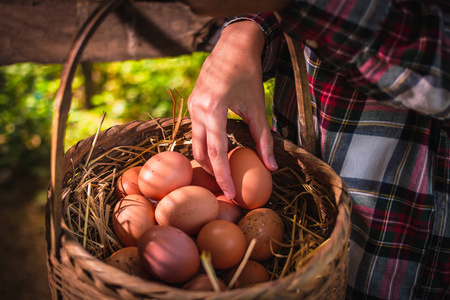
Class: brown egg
112,194,157,246
104,246,152,280
183,274,227,291
115,166,143,198
196,220,246,270
216,194,243,224
190,159,222,194
138,151,193,200
228,147,272,209
221,260,270,288
155,186,219,235
137,225,200,284
237,208,284,262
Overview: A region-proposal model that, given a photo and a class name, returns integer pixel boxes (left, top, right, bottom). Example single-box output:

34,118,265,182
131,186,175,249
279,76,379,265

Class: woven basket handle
49,0,126,258
49,4,317,259
274,12,316,156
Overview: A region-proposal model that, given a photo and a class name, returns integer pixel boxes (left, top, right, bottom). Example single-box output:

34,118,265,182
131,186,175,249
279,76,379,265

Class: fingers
188,91,236,199
187,20,269,200
190,118,236,199
249,118,278,172
205,117,236,200
190,114,211,174
244,95,278,172
190,96,276,200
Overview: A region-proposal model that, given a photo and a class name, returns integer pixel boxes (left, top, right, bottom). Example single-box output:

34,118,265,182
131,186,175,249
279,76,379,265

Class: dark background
0,177,51,299
0,2,219,299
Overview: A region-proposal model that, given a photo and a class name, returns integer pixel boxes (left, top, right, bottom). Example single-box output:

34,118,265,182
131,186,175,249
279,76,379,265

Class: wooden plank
0,1,223,65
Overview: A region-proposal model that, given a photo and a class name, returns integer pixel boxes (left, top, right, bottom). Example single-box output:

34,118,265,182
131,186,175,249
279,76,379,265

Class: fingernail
270,155,278,169
224,190,233,201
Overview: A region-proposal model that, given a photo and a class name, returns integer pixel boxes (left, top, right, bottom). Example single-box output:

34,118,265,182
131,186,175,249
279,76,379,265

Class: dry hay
61,90,338,289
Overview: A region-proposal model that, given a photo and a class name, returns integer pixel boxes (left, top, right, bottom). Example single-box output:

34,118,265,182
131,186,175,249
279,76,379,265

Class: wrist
221,20,265,56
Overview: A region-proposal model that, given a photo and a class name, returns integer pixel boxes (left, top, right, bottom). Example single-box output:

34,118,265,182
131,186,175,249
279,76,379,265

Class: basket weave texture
46,1,351,298
46,117,351,300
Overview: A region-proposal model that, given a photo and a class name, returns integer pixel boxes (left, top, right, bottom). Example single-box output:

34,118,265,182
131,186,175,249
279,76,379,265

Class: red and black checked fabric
224,1,449,299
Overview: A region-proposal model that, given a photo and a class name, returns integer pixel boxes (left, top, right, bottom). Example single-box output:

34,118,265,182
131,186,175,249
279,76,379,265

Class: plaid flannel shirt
225,1,449,299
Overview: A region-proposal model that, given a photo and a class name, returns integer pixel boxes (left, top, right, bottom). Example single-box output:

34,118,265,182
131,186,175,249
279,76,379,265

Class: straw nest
60,91,338,290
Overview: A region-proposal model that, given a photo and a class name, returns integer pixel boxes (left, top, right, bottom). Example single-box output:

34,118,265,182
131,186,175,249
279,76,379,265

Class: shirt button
282,127,289,137
305,39,318,49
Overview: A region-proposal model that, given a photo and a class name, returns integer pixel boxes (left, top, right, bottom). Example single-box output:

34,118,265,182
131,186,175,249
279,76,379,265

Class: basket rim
55,197,350,297
46,0,351,297
47,117,351,299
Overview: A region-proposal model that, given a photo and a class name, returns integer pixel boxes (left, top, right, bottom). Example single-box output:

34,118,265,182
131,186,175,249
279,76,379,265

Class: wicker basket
46,1,352,299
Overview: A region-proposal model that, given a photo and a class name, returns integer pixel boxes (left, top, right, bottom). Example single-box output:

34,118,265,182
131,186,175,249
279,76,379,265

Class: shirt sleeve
226,1,450,120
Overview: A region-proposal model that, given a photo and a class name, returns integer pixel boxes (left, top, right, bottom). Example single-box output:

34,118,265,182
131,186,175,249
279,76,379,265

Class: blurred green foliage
0,52,274,186
65,52,210,151
0,63,60,182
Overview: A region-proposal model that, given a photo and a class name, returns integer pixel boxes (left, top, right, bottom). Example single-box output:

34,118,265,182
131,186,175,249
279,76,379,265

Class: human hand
180,0,293,17
188,21,278,200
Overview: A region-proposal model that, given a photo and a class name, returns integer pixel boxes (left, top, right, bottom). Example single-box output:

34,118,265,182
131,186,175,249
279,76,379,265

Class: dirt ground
0,174,51,300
